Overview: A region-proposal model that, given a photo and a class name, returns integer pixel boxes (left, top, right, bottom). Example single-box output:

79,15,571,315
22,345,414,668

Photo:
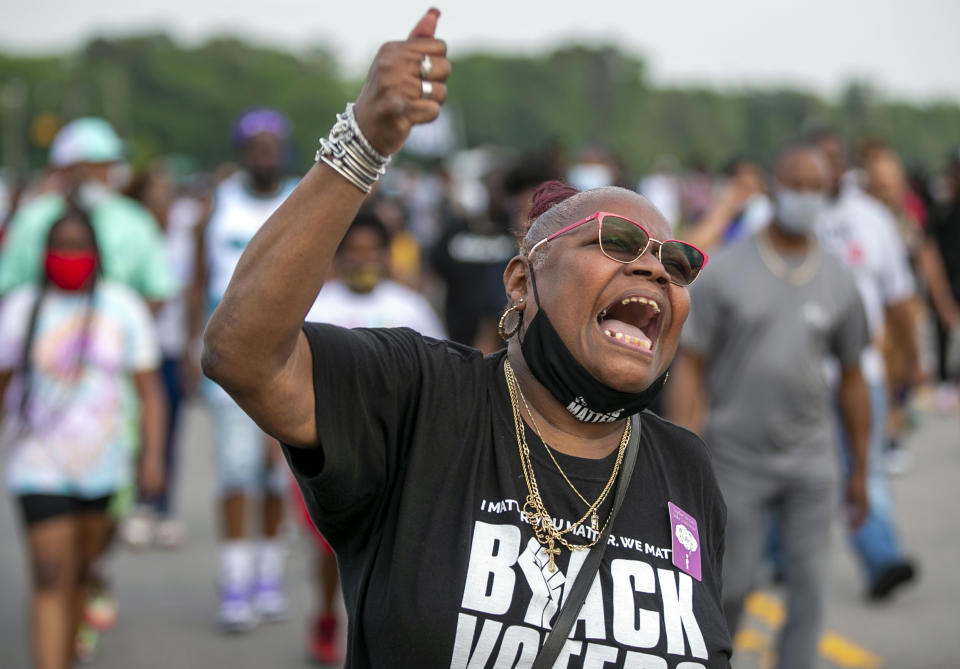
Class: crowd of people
0,19,958,668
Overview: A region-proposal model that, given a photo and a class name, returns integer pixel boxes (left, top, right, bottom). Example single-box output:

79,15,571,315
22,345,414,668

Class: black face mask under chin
518,266,669,423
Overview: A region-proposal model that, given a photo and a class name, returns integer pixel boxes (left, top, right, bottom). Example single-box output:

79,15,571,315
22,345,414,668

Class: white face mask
774,187,825,234
567,163,615,191
78,181,111,208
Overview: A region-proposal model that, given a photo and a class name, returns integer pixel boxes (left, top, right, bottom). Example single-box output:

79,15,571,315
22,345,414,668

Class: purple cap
231,108,291,148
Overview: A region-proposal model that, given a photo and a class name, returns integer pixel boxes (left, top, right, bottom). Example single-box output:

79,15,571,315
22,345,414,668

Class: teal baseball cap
49,117,125,167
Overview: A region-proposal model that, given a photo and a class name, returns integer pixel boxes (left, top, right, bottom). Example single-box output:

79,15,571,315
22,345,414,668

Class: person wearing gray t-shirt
667,144,871,669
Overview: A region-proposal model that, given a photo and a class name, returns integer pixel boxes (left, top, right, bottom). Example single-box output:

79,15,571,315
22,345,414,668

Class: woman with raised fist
203,9,730,667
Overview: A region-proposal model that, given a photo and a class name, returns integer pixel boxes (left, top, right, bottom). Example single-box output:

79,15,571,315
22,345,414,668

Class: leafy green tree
1,36,958,177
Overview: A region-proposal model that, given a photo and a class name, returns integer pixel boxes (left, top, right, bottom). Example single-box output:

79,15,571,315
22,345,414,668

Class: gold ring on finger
420,79,433,100
420,54,433,79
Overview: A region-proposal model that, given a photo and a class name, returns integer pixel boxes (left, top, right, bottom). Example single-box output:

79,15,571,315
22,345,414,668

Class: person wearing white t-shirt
195,109,299,631
122,166,208,550
298,210,444,663
814,130,919,600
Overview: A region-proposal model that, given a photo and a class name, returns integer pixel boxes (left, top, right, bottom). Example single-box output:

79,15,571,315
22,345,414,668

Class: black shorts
17,494,113,527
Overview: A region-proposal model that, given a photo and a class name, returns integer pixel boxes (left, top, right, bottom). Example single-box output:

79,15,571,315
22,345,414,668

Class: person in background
668,143,870,669
365,185,424,290
679,157,714,225
0,204,165,668
297,210,445,664
430,167,517,354
192,108,299,632
566,143,625,191
863,144,926,254
0,117,177,653
395,161,450,252
0,118,177,306
861,147,926,473
637,155,682,230
122,163,208,548
684,157,772,253
1,175,30,245
918,146,960,413
813,130,920,600
502,151,563,238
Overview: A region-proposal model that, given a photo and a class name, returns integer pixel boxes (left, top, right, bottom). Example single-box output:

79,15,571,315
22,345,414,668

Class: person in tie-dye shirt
0,203,165,668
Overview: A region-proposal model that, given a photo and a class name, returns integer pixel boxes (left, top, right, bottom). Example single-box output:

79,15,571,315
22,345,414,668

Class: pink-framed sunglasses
527,211,708,286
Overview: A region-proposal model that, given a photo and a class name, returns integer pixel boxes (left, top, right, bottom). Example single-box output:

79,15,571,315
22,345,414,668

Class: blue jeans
841,380,907,585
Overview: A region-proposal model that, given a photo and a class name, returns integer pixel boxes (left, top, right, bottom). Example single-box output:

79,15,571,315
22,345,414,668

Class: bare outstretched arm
202,9,449,447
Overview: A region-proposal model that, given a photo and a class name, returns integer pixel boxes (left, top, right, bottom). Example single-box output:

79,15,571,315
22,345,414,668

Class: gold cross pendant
545,537,561,573
591,511,599,532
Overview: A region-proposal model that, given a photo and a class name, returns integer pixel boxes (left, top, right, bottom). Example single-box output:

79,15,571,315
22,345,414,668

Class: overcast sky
4,0,959,102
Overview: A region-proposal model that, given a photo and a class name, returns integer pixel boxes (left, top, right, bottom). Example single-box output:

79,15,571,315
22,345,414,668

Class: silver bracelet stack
314,102,391,194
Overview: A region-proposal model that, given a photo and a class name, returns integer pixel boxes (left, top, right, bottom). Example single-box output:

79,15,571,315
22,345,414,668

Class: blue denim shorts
210,401,287,496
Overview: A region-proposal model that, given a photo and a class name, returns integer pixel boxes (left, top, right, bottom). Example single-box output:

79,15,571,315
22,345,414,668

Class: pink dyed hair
527,180,579,223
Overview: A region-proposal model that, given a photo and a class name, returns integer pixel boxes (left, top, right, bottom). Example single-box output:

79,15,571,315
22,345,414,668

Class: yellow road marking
819,633,883,669
734,628,768,653
744,591,786,628
732,628,776,669
735,591,883,668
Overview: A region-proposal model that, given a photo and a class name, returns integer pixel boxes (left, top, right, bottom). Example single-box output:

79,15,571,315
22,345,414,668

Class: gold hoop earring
498,303,524,341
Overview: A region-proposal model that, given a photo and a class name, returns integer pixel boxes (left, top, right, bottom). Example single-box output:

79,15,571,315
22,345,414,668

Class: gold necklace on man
755,227,820,286
503,359,630,572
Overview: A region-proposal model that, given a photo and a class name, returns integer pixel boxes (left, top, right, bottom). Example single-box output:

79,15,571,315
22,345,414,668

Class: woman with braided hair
204,9,730,667
0,202,165,668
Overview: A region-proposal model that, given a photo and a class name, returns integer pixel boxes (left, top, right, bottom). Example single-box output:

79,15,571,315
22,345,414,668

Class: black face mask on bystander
519,266,668,423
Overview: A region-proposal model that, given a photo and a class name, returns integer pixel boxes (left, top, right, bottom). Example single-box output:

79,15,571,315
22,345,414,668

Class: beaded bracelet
315,102,391,194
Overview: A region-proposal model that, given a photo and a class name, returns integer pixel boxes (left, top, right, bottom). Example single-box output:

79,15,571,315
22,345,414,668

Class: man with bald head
669,143,871,669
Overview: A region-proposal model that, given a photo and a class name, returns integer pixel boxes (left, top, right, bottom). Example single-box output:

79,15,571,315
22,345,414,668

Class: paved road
727,391,960,669
0,395,957,668
0,401,329,669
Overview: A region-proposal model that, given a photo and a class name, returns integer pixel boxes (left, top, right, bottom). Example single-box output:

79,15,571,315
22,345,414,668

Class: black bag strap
532,412,643,668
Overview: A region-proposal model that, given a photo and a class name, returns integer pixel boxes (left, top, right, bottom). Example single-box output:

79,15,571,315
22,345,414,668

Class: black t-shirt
284,324,732,668
429,219,516,346
928,200,960,298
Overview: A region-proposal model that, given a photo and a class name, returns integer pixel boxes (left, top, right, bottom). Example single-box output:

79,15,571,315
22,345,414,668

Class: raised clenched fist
353,8,451,157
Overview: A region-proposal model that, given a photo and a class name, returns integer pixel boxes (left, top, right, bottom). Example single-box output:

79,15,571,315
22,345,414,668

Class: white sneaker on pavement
218,586,258,633
121,508,155,550
154,518,185,549
253,580,290,622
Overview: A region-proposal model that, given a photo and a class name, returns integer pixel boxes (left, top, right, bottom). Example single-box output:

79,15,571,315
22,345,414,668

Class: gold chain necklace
514,373,604,533
504,359,630,572
755,228,820,286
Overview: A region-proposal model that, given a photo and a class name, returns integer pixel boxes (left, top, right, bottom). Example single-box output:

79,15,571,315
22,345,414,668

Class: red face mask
44,250,97,291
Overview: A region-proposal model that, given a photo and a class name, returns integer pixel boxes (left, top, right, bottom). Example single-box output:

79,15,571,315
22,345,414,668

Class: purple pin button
668,502,702,582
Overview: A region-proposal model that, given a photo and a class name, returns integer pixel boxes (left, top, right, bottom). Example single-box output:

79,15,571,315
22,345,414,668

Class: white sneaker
886,447,915,476
121,509,155,550
934,384,959,415
253,580,289,622
154,519,185,549
218,587,258,633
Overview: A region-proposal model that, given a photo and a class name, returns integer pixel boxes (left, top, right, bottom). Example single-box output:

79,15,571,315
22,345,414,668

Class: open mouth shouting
597,294,663,353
